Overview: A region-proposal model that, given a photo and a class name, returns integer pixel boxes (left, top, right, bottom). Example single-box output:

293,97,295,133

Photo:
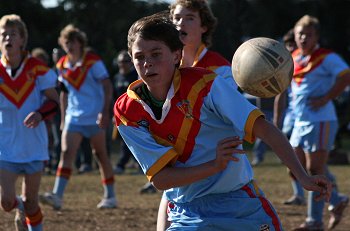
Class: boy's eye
134,54,144,61
151,52,162,59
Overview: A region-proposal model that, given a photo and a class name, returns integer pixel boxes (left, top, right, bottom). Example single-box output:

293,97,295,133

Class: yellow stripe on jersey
244,109,264,143
146,148,178,181
174,72,216,155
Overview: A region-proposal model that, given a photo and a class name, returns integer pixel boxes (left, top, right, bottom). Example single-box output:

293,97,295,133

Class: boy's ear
201,25,208,34
174,49,182,65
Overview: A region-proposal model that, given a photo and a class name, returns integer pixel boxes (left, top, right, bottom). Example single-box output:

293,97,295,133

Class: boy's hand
214,136,245,171
300,175,332,202
23,111,42,128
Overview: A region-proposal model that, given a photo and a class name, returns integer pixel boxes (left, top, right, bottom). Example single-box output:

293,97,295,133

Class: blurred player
278,15,350,231
0,14,59,231
39,24,117,210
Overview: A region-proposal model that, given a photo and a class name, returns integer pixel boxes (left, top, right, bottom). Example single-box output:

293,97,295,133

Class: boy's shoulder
114,91,145,127
198,50,230,68
179,66,216,80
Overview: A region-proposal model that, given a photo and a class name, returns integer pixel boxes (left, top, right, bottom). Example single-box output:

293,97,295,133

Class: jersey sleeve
324,53,350,77
37,69,58,91
91,60,109,80
118,124,179,181
204,74,264,143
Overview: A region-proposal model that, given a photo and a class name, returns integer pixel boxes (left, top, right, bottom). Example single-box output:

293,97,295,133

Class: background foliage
1,0,350,73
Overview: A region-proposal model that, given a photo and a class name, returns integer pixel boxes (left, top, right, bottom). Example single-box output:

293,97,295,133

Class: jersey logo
137,119,149,129
176,100,193,119
259,224,270,231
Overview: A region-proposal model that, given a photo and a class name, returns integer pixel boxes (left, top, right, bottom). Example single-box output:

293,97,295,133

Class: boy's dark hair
128,13,184,55
169,0,217,47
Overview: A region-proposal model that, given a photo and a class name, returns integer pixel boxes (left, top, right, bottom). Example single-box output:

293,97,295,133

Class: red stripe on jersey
0,57,50,108
292,48,332,86
57,52,100,90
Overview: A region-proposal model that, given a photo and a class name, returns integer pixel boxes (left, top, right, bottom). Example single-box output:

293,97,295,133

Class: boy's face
172,5,207,47
0,25,25,56
61,38,82,57
131,36,181,91
294,25,319,55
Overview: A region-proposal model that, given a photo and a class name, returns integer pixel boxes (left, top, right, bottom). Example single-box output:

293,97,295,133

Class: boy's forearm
151,160,221,190
254,117,308,182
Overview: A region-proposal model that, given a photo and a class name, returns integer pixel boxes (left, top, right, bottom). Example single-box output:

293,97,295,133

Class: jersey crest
292,48,332,86
0,57,50,108
57,52,100,90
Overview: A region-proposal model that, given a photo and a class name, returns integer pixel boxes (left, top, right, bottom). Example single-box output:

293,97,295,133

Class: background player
0,14,59,231
277,15,350,230
39,24,117,210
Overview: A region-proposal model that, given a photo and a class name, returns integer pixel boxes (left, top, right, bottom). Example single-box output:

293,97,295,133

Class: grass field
1,146,349,231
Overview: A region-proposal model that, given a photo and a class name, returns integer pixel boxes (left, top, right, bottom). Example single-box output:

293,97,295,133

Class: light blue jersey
57,52,109,125
292,49,350,125
115,68,263,203
0,55,57,162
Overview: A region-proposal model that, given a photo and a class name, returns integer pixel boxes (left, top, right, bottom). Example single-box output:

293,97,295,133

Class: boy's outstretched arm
253,116,332,201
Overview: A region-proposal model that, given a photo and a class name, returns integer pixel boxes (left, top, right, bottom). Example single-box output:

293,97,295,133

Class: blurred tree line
1,0,350,74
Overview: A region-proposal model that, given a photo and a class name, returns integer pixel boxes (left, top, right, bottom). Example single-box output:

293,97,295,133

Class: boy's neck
182,43,202,67
6,52,24,69
68,51,83,65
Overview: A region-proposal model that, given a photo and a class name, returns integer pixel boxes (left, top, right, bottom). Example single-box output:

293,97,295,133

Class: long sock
307,191,324,224
325,166,341,208
26,207,43,231
53,167,72,198
102,177,115,198
291,180,304,198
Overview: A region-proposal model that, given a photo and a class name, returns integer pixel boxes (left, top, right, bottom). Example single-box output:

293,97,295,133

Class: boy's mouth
145,72,157,78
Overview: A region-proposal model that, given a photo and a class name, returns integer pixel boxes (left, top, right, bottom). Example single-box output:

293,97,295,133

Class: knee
1,197,16,212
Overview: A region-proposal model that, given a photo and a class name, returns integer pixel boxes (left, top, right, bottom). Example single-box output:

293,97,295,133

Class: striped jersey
114,67,263,203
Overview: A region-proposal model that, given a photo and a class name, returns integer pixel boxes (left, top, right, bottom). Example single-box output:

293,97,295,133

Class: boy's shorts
290,121,338,153
63,124,103,138
167,181,283,231
0,160,44,175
